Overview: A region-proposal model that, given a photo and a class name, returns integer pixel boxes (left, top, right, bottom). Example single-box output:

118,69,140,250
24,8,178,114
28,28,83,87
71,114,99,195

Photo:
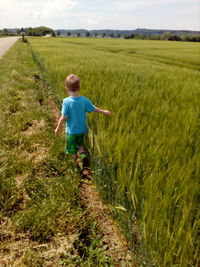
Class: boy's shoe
80,152,87,159
80,152,90,168
77,152,91,180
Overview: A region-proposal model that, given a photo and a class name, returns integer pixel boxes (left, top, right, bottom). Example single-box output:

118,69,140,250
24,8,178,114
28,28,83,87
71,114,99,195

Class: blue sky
0,0,199,30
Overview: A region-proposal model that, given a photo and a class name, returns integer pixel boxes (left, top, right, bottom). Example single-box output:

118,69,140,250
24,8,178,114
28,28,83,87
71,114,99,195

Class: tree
86,31,90,37
163,31,172,40
25,26,54,36
16,28,21,35
2,28,9,36
77,32,81,37
67,31,71,36
140,34,146,40
26,27,33,36
102,32,106,37
192,35,200,42
123,34,130,39
168,34,181,41
110,33,114,38
181,34,200,42
148,35,161,40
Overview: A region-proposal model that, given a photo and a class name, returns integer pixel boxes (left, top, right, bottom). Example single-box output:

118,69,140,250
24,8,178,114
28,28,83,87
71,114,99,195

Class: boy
55,74,111,165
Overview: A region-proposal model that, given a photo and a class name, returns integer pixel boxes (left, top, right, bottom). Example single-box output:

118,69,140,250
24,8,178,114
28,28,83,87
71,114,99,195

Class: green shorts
66,133,85,155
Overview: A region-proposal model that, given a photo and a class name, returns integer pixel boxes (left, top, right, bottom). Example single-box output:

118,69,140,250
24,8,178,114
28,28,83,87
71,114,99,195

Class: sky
0,0,199,31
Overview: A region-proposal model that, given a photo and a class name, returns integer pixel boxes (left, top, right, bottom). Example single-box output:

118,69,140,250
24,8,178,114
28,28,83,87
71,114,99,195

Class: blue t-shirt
61,96,96,134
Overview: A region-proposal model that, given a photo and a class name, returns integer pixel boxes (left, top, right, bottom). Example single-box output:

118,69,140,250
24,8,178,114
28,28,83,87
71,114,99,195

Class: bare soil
80,178,134,266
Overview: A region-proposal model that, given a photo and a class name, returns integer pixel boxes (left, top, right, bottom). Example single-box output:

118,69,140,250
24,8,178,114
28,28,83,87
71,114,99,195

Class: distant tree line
55,30,200,42
0,28,13,36
22,26,55,36
0,26,55,37
1,27,199,42
55,29,200,42
123,32,200,42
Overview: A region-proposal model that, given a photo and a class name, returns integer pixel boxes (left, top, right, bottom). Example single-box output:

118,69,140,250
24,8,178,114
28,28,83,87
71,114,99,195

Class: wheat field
29,37,200,266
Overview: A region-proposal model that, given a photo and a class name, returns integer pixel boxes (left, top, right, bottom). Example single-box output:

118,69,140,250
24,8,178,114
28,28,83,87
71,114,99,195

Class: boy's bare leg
78,146,85,154
73,154,78,162
73,146,84,162
78,146,90,168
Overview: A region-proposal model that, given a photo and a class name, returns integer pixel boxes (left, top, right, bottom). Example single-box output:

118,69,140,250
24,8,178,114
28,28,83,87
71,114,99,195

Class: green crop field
28,37,200,266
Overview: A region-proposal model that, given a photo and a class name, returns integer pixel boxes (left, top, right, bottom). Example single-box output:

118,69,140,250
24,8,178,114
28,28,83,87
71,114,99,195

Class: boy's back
62,96,96,135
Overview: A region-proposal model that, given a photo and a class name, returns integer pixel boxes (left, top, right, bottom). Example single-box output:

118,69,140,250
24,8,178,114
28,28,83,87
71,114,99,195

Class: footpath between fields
0,40,137,266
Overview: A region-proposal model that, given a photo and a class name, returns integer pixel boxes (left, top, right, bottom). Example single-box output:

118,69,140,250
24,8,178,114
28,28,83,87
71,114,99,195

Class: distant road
0,37,20,58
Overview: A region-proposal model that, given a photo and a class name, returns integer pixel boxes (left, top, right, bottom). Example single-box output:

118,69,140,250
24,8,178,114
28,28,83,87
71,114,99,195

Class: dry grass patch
23,119,46,136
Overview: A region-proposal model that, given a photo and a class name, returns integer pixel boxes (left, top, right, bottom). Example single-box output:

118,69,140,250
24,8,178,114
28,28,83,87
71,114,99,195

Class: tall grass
29,37,200,266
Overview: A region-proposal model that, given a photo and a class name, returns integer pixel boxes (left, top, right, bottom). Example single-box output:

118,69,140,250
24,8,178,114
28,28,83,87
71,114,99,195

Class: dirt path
80,177,134,266
0,37,20,58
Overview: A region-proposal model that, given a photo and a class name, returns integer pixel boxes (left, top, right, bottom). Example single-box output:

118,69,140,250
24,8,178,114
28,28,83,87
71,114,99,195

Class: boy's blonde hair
65,74,80,92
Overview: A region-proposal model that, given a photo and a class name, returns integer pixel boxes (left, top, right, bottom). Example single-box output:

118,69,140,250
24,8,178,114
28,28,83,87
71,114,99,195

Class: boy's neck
69,91,80,97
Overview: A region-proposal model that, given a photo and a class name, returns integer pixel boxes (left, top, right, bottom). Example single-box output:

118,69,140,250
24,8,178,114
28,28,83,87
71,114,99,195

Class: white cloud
0,0,77,27
43,0,76,19
0,0,199,30
114,0,198,11
87,17,101,26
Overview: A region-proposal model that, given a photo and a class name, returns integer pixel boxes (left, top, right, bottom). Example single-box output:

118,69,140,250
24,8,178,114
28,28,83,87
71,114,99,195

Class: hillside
55,28,200,36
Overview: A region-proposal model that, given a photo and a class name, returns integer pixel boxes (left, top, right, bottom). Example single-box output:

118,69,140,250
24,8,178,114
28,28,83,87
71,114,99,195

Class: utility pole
20,27,25,42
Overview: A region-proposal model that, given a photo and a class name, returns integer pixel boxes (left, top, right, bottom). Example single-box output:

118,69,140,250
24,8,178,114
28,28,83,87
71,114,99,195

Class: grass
0,40,118,266
28,37,200,266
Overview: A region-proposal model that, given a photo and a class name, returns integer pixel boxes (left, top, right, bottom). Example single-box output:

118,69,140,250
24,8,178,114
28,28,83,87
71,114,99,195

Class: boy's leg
78,145,85,154
78,146,90,168
73,154,78,162
66,134,79,162
76,134,90,169
76,135,87,159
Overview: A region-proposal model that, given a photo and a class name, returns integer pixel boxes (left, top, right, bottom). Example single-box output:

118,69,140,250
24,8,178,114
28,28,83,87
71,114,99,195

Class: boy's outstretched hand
95,107,112,115
103,110,112,115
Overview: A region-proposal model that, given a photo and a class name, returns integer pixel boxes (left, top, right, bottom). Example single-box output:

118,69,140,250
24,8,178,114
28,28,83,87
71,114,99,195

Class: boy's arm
94,107,111,115
55,115,67,134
